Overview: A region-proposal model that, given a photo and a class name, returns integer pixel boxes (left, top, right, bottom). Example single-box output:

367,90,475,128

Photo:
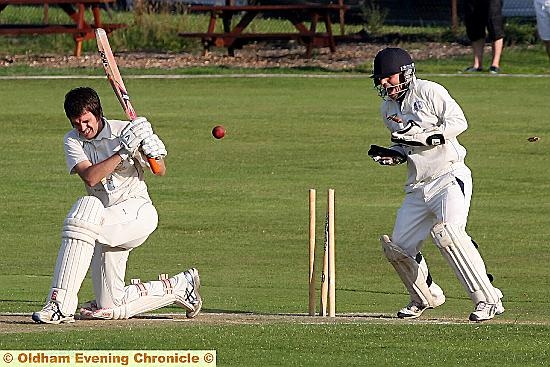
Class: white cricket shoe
32,301,75,324
397,283,446,319
470,288,505,322
174,268,203,318
79,300,100,319
397,301,430,319
469,302,498,321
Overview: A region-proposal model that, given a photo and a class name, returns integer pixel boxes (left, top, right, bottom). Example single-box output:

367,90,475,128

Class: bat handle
148,156,162,174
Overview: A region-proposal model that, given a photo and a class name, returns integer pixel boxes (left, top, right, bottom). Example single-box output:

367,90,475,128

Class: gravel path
2,42,471,71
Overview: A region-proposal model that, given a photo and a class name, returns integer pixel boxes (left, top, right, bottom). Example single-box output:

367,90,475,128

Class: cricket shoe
469,302,498,322
174,268,203,318
469,288,505,322
32,301,75,324
397,283,446,319
79,300,100,319
79,300,124,320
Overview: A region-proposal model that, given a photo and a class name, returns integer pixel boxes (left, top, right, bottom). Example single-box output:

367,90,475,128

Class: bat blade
95,28,161,174
95,28,137,120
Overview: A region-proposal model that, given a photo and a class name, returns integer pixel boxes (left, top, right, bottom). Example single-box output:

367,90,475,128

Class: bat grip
148,156,162,174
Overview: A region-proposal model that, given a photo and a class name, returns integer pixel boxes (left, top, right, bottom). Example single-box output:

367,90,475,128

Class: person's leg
490,37,503,70
32,196,104,324
535,0,550,61
471,39,486,69
381,235,446,319
91,244,131,308
487,0,504,71
82,268,202,320
382,191,445,318
429,183,503,321
88,198,156,309
464,0,487,70
82,199,202,319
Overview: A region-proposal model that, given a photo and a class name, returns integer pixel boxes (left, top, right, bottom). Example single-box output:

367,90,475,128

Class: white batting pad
381,235,443,307
84,271,195,319
431,222,499,304
50,196,104,316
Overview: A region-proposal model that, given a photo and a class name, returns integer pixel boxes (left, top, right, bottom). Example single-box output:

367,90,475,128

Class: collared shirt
379,77,468,189
64,118,150,207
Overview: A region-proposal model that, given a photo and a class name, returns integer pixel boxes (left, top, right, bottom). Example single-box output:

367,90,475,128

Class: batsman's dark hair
64,87,103,121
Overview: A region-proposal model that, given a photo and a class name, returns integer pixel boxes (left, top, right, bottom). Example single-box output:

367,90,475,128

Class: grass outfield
1,75,550,365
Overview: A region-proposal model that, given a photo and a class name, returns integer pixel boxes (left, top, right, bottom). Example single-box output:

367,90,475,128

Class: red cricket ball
212,125,226,139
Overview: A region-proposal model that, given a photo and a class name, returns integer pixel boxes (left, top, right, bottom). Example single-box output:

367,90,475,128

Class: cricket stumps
308,188,336,317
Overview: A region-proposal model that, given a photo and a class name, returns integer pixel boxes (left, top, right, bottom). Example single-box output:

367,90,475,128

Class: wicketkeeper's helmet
371,47,416,99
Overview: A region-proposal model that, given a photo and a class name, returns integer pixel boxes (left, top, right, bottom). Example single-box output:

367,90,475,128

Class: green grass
1,75,550,365
3,324,550,366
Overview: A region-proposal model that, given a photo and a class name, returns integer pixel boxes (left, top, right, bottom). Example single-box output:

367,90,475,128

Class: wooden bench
0,0,126,56
179,3,348,58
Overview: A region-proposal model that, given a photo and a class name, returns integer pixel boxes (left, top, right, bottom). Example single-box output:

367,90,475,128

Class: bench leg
74,39,83,57
305,13,319,59
324,13,336,53
73,3,85,57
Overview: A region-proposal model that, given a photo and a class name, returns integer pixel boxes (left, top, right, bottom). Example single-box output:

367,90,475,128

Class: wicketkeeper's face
378,73,403,100
70,110,102,140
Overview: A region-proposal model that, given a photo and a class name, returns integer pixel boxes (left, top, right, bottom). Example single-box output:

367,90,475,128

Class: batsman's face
379,73,402,100
71,111,102,140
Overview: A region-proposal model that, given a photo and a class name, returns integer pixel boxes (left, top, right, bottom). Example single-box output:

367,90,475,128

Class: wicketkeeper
32,87,202,324
368,48,504,321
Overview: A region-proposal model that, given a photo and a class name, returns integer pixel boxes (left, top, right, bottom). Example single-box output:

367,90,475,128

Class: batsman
368,47,504,321
32,87,202,324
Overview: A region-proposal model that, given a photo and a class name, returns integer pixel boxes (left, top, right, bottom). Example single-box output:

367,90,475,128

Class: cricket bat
95,28,162,174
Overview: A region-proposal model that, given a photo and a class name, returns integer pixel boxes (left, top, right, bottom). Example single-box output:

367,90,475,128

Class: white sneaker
397,285,445,319
469,301,498,321
397,300,429,319
79,300,100,319
32,301,75,324
174,268,202,318
469,287,505,322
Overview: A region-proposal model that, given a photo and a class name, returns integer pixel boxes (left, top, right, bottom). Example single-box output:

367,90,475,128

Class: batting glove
141,134,167,159
390,120,445,147
118,117,154,159
368,144,406,166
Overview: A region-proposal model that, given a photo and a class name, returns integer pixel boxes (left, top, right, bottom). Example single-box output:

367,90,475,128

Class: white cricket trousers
92,197,158,308
391,165,472,257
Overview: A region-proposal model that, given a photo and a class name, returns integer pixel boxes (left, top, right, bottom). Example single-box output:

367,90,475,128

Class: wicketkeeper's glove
390,120,445,147
368,144,406,166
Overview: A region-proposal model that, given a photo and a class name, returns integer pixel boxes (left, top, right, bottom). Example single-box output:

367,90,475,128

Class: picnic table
0,0,126,56
179,3,348,58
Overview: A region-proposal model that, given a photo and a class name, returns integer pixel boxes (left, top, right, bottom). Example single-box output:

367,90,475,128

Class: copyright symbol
203,352,214,363
3,353,13,363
